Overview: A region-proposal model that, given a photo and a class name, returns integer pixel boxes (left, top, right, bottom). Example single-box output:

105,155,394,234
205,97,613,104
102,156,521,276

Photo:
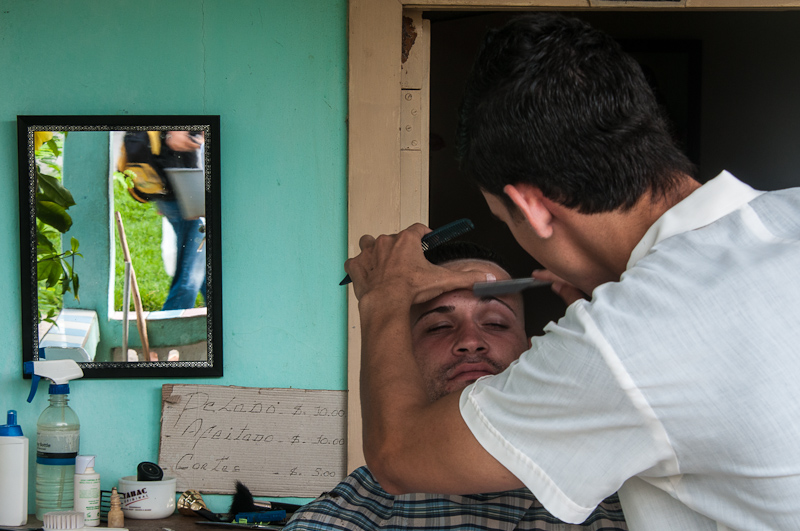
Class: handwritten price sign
159,384,347,497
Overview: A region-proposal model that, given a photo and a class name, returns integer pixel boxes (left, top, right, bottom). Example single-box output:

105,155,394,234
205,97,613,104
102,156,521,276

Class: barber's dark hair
456,13,696,214
425,240,509,272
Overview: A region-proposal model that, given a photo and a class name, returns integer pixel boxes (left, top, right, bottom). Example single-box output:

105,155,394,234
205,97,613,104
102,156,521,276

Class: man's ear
503,184,554,239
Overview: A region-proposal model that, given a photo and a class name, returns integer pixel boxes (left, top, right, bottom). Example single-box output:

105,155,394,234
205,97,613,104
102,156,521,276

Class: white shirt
460,172,800,530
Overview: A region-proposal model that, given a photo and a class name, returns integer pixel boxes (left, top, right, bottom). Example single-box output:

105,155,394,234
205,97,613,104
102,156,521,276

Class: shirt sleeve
459,301,678,524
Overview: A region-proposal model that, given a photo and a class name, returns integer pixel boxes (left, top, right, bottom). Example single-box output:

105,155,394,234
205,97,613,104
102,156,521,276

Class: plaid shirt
284,467,627,530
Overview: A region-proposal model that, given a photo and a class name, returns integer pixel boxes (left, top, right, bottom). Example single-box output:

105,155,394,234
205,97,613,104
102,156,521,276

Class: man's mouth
449,362,496,383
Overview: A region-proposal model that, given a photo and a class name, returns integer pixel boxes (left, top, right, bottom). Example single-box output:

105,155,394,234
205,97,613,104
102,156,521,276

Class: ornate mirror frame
18,115,222,378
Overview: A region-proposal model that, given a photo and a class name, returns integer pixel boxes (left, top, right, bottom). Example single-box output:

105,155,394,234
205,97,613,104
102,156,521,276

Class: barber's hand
166,130,204,151
532,269,588,306
345,223,492,306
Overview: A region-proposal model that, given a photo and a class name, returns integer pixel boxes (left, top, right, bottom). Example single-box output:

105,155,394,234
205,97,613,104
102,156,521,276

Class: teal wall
0,0,348,512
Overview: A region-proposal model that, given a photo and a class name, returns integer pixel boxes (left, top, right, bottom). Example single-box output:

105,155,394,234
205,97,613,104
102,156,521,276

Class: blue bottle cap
49,383,70,395
0,410,24,436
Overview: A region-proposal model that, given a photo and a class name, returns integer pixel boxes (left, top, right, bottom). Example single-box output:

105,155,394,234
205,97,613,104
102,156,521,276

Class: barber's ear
503,184,554,239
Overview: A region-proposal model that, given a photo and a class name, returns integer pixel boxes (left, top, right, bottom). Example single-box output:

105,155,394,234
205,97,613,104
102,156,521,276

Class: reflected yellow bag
117,131,167,203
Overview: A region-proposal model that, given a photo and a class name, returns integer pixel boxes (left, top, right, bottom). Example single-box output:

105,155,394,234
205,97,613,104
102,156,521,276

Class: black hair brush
186,481,303,528
194,482,303,528
228,481,303,517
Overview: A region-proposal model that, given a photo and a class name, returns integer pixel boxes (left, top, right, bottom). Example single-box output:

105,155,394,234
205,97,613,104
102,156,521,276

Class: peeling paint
401,16,417,64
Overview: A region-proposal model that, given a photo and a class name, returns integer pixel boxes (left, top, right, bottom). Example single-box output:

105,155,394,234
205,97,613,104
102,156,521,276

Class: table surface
14,514,225,531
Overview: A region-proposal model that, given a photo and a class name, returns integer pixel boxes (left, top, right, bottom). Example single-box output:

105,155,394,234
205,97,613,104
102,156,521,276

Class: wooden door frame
346,0,800,471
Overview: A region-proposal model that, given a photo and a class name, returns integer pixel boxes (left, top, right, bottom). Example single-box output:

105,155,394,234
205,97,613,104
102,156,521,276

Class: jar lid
137,461,164,481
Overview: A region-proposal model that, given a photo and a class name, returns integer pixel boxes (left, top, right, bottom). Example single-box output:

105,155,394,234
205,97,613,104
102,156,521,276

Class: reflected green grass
112,180,172,311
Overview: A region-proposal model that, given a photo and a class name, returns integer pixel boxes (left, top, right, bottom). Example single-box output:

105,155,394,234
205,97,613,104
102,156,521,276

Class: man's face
410,259,529,401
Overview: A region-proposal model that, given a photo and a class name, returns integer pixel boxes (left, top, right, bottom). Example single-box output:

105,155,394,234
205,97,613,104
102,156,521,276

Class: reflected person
285,242,627,531
122,129,206,310
158,130,206,310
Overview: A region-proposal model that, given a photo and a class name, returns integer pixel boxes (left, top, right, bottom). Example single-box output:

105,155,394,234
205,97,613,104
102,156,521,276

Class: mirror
18,115,222,378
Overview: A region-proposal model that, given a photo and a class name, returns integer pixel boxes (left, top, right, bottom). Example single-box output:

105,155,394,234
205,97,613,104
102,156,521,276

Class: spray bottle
24,359,84,519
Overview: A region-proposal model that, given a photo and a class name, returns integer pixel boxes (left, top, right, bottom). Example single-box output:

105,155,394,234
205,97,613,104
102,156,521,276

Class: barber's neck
549,175,701,294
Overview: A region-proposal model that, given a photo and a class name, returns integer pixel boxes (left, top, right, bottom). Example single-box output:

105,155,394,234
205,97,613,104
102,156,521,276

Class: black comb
339,218,474,285
100,489,111,518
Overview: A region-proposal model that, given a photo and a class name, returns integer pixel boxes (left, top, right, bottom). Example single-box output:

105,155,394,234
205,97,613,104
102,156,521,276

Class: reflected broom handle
121,261,131,360
115,211,154,362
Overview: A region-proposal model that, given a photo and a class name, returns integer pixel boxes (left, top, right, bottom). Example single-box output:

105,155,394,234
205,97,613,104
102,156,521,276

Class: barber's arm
345,224,523,495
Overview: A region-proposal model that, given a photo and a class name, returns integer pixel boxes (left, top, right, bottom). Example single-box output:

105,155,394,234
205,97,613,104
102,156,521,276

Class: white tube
74,455,101,526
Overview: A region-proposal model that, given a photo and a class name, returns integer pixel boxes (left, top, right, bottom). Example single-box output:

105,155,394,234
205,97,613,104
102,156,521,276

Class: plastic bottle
0,410,28,526
74,455,100,526
24,359,84,519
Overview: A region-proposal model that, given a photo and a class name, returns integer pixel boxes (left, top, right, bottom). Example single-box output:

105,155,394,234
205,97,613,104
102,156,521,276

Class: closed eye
426,322,454,333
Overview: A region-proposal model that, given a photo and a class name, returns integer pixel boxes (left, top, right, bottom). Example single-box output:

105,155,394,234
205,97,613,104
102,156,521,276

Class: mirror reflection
18,116,222,378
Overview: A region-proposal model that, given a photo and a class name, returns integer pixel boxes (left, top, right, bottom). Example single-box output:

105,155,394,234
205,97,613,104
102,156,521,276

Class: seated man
285,242,627,531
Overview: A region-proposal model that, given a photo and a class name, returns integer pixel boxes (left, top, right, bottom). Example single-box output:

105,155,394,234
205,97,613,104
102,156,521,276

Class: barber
345,12,800,530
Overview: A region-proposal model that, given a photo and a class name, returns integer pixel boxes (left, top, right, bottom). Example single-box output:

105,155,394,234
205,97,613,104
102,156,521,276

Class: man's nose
454,325,488,355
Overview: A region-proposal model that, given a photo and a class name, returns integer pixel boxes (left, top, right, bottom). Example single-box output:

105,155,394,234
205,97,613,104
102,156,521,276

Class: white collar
626,171,763,270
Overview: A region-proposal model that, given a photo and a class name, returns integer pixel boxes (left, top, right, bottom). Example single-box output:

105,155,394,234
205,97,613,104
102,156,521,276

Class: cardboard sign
159,384,347,497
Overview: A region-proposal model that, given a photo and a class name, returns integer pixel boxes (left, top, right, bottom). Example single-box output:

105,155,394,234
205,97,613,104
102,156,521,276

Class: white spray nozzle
24,359,84,402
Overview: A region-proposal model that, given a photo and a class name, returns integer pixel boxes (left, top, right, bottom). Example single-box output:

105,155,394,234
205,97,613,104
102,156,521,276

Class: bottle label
37,455,76,465
37,430,79,458
75,477,101,524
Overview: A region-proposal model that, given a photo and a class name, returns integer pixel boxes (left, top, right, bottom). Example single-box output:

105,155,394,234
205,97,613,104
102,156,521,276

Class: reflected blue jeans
156,199,207,310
